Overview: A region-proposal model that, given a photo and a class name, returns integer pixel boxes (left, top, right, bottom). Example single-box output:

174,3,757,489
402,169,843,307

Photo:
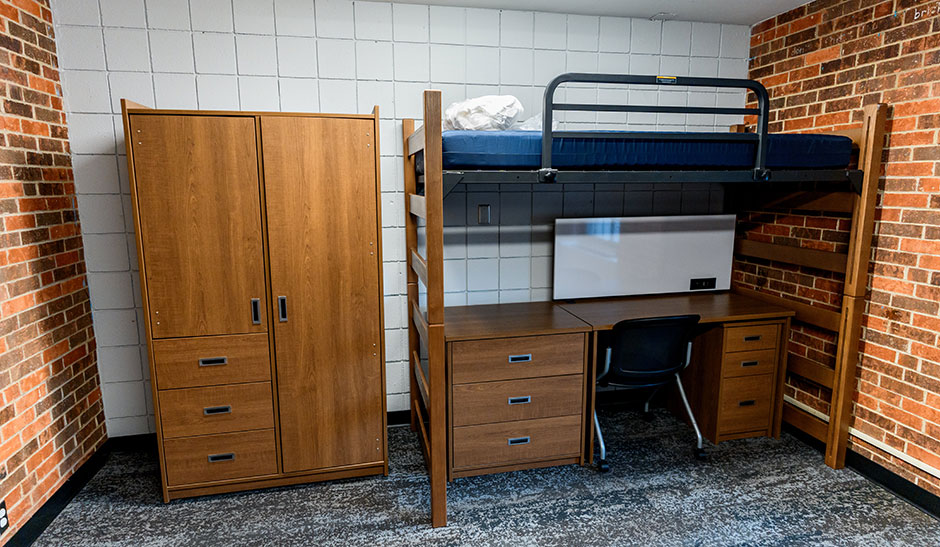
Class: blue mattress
439,131,853,170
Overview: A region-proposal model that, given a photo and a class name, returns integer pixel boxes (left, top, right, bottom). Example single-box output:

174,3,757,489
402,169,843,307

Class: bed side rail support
539,73,770,183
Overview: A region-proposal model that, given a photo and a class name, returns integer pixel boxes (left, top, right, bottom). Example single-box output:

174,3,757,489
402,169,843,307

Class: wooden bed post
422,90,447,527
403,91,447,527
826,103,886,468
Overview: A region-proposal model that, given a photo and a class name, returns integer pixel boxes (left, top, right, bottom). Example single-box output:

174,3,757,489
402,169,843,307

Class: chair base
598,459,611,473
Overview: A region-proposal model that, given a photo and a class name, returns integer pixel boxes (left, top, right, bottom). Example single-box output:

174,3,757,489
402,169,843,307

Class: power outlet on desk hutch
689,277,717,291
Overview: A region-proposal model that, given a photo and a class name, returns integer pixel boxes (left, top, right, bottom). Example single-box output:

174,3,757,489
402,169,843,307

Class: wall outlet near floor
0,500,8,536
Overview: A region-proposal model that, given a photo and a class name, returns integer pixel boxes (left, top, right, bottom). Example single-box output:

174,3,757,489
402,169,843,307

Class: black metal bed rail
540,73,771,183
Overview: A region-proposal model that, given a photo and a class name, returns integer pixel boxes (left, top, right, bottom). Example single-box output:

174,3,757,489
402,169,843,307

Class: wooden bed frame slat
409,194,427,219
734,286,842,332
411,249,429,288
407,125,425,156
412,350,430,410
742,191,857,213
783,402,828,442
411,295,429,346
787,353,835,389
735,238,847,274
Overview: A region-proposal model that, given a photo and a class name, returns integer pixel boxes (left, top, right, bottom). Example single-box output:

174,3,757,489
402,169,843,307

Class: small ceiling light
649,12,677,21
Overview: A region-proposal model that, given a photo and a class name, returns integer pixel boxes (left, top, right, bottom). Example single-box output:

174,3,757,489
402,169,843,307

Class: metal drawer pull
508,354,532,363
278,296,288,322
208,453,235,463
508,396,531,405
507,436,530,446
198,357,228,367
744,335,762,342
739,400,756,407
741,360,760,367
203,405,232,416
250,298,261,324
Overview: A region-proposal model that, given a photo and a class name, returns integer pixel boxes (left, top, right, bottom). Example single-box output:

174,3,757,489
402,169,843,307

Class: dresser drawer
163,429,276,486
153,333,271,389
719,374,774,434
452,375,583,427
453,415,581,470
451,333,584,384
724,324,779,353
721,348,777,378
159,382,274,439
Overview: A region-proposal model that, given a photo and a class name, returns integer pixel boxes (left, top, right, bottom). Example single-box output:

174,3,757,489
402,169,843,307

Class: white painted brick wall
51,0,749,436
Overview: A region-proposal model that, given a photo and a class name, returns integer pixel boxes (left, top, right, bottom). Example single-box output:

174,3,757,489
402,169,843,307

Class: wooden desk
439,293,794,474
558,291,794,461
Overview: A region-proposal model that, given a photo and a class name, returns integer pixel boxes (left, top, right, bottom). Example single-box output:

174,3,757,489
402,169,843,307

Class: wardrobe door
130,115,267,339
262,116,384,473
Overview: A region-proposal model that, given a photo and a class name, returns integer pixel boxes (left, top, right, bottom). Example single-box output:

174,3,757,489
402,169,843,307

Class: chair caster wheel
598,460,611,473
694,448,707,460
642,412,654,422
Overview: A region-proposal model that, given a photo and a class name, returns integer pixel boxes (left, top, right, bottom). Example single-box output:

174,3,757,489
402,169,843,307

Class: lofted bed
402,73,887,527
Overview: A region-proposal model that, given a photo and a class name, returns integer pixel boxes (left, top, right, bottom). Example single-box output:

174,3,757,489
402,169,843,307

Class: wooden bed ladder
734,103,887,468
403,90,448,527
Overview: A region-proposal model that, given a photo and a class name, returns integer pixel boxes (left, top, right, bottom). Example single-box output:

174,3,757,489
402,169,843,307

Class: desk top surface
444,292,795,340
557,291,795,331
443,301,590,341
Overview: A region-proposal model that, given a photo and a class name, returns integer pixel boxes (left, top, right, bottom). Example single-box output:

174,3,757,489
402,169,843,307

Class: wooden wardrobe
121,102,388,501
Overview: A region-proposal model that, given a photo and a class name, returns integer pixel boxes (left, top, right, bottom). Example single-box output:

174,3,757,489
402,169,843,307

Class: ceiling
385,0,810,26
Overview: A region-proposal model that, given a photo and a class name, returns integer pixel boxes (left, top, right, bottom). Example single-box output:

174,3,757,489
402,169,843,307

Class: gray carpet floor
33,409,940,546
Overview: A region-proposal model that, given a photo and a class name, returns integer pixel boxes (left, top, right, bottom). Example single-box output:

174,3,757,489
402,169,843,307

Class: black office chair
594,314,703,472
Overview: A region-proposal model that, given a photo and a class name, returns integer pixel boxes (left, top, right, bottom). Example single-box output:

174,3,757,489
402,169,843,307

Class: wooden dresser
122,102,388,501
443,303,592,479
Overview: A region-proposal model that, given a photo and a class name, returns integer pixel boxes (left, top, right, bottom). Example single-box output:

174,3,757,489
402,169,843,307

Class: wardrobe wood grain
129,115,267,339
261,116,384,473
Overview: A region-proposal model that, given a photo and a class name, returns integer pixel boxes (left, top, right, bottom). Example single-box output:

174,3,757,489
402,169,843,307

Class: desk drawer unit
152,333,271,390
683,320,787,444
448,333,587,477
451,333,584,384
453,415,582,470
159,382,275,439
163,429,277,486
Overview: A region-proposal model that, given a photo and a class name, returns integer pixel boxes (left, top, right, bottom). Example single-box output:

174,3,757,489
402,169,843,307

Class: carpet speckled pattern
34,409,939,546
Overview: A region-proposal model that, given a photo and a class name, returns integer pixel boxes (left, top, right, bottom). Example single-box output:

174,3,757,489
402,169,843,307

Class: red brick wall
0,0,105,542
745,0,940,495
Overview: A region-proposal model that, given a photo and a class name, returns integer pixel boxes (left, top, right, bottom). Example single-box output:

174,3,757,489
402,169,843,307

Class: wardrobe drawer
159,382,274,439
721,349,777,378
452,415,581,470
719,374,774,434
163,429,277,486
452,375,583,427
152,333,271,389
724,324,779,353
451,334,584,384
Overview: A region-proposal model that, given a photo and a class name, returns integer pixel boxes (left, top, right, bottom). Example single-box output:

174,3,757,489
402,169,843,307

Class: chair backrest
603,314,701,387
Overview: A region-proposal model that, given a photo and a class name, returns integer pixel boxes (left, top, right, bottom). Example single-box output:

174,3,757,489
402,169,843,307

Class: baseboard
387,410,410,426
783,423,940,520
7,440,112,547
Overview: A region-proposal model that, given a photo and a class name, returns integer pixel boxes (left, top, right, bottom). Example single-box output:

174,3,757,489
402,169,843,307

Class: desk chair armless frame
594,315,703,472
